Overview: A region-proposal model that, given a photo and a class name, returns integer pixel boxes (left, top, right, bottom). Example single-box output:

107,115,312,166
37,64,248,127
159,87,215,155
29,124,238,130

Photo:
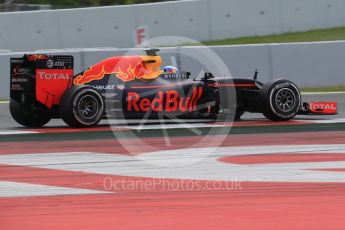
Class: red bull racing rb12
9,49,337,128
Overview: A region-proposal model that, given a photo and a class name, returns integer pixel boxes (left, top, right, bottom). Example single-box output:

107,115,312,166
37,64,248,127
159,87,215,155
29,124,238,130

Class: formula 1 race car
9,49,337,128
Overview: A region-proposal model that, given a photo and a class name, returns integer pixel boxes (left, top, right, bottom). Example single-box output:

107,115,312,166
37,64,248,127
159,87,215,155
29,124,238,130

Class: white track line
301,118,345,124
123,123,225,130
0,130,39,135
0,181,110,198
0,101,9,104
302,91,345,95
107,119,213,125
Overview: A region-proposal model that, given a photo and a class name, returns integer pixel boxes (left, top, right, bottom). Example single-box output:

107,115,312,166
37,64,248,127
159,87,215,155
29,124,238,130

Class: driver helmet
163,66,180,74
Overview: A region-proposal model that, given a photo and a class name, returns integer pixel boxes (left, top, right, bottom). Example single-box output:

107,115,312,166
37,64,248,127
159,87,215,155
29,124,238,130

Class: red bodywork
33,55,162,109
308,102,338,115
35,69,73,109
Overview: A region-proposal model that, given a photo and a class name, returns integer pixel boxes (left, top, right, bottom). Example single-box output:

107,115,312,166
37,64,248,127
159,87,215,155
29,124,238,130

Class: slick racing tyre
260,79,301,121
60,86,104,128
9,99,51,127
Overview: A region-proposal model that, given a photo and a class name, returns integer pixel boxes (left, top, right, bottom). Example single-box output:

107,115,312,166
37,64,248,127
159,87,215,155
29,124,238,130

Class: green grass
200,27,345,46
301,85,345,93
199,27,345,93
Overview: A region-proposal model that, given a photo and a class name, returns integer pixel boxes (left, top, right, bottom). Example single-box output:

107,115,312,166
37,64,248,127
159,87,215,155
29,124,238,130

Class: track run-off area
0,92,344,230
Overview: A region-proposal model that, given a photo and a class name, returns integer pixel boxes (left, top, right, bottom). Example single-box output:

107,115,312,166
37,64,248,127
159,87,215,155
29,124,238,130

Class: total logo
127,87,203,113
309,102,337,114
37,71,71,80
309,102,336,110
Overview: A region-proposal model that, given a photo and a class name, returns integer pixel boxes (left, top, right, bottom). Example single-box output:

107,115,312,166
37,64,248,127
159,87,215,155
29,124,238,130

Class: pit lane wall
0,0,345,51
1,41,345,99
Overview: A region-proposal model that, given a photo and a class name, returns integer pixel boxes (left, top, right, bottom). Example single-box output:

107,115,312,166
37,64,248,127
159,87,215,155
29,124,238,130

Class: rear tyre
260,79,301,121
9,99,51,127
60,86,104,128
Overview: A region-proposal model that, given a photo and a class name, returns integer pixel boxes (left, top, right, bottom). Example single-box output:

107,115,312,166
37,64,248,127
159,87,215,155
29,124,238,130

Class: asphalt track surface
0,92,345,230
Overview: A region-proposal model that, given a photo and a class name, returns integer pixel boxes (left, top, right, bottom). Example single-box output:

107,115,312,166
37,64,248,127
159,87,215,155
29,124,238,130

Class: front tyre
260,79,301,121
60,86,104,128
9,99,51,127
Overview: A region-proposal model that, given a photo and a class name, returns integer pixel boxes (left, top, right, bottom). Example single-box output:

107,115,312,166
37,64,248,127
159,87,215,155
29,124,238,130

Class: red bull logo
27,55,49,62
127,87,203,113
74,56,163,85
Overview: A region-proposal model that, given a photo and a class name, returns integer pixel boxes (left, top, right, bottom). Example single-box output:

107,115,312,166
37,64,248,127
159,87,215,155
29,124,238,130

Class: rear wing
10,54,74,108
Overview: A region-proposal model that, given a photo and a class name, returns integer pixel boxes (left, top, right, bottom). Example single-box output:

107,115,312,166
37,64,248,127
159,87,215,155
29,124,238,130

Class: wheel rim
275,88,296,112
77,95,99,120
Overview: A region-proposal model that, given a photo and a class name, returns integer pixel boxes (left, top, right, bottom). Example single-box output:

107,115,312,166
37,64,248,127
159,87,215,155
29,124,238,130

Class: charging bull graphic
74,56,163,84
26,54,49,62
